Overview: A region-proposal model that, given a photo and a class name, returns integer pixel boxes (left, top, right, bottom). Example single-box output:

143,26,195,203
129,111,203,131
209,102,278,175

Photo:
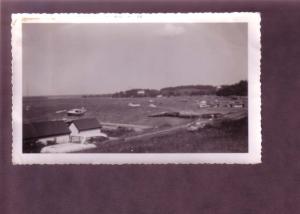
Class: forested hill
216,81,248,96
111,85,216,97
110,81,247,98
112,89,160,98
160,85,216,96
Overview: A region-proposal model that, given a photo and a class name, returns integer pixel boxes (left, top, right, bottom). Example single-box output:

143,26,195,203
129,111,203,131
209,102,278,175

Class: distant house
23,121,71,146
137,90,145,95
69,118,107,142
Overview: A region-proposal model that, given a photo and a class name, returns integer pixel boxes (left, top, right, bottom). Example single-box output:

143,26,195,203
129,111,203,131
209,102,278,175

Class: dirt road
122,123,191,142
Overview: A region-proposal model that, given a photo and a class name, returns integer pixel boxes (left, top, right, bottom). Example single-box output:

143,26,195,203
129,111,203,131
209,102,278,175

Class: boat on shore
128,103,141,107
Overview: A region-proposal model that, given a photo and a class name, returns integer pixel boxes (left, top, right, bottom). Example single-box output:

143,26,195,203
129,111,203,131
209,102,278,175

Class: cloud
158,24,185,37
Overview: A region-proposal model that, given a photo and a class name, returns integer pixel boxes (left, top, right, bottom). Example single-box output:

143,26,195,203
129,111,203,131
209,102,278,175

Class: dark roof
23,121,71,140
72,118,101,131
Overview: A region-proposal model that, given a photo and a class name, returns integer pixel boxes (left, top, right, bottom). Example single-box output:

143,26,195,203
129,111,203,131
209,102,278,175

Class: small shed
69,118,107,141
23,121,71,146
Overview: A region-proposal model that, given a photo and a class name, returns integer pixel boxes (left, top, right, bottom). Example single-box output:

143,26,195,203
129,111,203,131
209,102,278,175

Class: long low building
23,121,71,146
24,118,109,146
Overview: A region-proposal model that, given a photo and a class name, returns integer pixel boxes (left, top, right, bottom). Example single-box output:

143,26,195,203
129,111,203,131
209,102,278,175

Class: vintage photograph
12,13,261,164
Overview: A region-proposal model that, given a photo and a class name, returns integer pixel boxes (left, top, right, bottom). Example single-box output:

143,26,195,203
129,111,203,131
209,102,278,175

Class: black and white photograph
12,13,261,164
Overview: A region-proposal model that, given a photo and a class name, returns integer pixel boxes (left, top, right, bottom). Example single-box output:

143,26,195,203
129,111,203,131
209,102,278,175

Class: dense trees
112,89,160,98
216,81,248,96
109,81,248,98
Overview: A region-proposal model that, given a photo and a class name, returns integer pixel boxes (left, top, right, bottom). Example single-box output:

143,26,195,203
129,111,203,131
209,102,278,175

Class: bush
103,127,134,137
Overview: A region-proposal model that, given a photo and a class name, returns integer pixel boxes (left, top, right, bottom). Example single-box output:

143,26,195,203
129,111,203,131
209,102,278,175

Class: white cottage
69,118,107,143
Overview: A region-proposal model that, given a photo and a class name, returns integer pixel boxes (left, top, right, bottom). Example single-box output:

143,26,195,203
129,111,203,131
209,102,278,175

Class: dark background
1,0,300,213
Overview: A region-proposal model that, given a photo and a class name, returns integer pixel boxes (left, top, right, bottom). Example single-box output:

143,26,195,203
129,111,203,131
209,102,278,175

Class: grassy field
81,117,248,153
23,95,248,153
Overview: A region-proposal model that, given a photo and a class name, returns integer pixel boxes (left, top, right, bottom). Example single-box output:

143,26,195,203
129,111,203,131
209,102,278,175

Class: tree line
83,80,248,98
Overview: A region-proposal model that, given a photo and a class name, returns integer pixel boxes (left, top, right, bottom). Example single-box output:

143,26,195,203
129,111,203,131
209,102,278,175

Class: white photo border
12,13,261,165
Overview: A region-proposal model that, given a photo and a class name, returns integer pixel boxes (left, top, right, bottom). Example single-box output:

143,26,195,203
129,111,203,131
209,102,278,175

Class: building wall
70,128,107,143
37,135,70,145
69,123,79,135
79,129,103,137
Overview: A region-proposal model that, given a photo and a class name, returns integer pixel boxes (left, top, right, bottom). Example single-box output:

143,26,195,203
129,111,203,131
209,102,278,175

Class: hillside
216,80,248,96
160,85,217,96
80,81,248,98
112,89,160,98
111,85,217,98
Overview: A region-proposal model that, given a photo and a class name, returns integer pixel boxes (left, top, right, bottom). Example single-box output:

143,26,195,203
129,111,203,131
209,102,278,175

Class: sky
23,23,247,96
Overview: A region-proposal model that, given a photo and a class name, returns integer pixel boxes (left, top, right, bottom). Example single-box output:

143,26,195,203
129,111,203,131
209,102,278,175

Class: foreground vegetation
82,117,248,153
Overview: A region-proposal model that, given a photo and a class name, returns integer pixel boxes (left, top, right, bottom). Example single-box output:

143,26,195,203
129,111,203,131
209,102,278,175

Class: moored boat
67,107,87,116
